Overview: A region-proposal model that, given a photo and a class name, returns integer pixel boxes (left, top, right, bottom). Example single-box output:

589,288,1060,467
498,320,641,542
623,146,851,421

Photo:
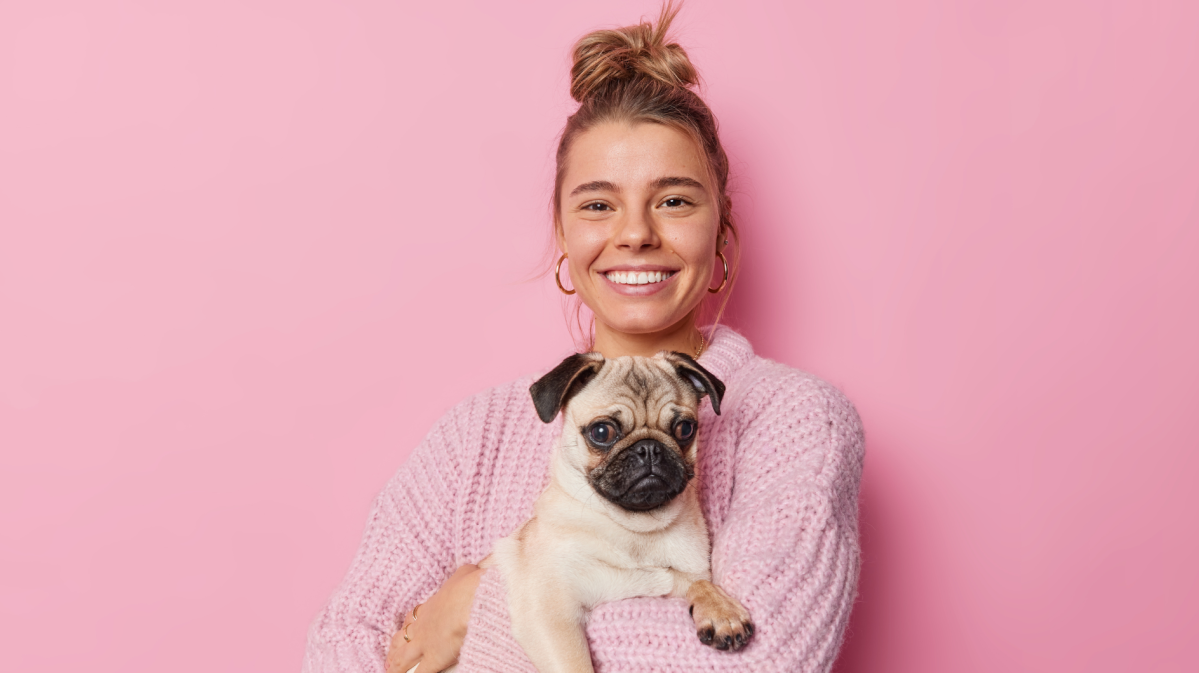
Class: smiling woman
303,4,863,673
559,121,723,353
550,5,740,359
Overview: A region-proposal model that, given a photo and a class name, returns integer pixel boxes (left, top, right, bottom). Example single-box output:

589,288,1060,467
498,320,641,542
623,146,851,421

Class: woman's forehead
563,122,710,193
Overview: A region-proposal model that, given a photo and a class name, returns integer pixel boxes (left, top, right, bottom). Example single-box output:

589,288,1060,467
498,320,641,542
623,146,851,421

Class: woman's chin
593,303,693,336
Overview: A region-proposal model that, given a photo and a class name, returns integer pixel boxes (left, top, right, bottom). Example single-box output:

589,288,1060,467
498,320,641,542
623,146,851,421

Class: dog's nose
631,440,663,465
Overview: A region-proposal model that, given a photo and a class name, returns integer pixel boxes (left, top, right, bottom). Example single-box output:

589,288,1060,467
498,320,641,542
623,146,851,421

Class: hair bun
570,3,697,102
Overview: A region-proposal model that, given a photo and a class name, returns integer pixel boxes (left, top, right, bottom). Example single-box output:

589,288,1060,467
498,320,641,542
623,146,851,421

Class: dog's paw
688,580,754,651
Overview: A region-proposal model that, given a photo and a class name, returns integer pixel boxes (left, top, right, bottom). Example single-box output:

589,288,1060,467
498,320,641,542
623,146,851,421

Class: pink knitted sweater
303,327,864,673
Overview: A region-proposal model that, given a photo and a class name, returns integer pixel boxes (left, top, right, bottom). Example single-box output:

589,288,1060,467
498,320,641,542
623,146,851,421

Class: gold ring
402,623,413,643
412,603,421,620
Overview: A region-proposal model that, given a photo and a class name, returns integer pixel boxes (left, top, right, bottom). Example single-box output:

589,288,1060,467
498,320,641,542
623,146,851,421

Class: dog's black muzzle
589,439,693,512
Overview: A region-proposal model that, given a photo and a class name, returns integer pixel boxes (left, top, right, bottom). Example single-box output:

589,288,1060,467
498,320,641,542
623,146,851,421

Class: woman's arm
302,410,467,673
454,371,864,673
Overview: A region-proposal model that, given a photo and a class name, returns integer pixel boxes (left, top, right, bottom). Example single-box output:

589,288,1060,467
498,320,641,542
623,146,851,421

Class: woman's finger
385,640,419,673
384,618,421,673
412,647,456,673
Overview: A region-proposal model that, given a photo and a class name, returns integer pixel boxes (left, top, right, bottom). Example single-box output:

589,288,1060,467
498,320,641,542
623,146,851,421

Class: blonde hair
554,1,740,347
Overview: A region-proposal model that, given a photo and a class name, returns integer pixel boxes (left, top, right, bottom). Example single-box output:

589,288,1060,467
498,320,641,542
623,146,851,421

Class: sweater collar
696,325,755,383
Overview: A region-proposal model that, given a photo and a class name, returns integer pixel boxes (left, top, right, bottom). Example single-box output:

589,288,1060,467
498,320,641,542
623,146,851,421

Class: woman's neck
592,318,703,359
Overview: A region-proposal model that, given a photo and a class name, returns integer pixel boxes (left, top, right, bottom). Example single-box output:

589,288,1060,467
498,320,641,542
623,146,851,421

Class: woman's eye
588,422,615,444
582,202,611,212
661,197,688,208
673,420,695,441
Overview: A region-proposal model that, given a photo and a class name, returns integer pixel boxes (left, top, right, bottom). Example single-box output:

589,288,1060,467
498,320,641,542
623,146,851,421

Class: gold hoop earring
708,251,729,293
555,254,576,295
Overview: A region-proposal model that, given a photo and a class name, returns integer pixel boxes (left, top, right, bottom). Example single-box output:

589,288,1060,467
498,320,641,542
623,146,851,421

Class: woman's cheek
564,229,608,278
668,233,718,281
565,242,601,291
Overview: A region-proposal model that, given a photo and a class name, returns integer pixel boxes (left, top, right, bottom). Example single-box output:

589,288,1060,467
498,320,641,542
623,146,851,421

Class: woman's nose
615,208,659,250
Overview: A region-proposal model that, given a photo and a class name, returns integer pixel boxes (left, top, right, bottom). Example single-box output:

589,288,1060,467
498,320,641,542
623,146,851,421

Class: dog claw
688,580,753,651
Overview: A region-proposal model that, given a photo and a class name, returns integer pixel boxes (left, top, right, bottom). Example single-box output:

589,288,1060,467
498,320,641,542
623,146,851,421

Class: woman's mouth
603,270,677,286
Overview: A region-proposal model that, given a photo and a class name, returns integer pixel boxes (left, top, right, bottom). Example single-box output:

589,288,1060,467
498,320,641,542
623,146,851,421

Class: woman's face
559,121,721,337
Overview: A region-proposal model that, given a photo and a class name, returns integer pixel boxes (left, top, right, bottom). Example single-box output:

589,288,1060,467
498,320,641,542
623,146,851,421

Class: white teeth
605,270,674,285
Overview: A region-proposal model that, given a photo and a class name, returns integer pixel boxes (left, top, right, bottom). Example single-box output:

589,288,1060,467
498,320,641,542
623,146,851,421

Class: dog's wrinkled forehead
572,357,692,423
529,351,725,425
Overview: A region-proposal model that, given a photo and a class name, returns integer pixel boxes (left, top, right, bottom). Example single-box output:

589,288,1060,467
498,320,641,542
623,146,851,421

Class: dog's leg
507,578,593,673
669,570,754,652
508,561,676,671
491,516,596,672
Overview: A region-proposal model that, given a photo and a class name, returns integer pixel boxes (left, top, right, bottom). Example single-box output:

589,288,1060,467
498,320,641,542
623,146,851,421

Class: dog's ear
664,351,727,415
529,352,605,423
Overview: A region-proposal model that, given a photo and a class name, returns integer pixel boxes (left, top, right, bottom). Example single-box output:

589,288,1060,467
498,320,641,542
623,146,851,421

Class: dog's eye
674,419,696,441
588,422,616,445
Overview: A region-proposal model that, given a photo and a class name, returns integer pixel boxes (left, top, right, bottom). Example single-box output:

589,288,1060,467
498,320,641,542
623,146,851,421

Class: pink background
2,1,1197,671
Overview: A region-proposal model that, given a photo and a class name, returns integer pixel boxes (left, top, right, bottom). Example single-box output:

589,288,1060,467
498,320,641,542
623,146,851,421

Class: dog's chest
574,537,681,607
588,521,702,572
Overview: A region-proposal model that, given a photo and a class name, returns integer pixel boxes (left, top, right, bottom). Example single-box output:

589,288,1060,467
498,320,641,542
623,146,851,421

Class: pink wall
2,1,1196,671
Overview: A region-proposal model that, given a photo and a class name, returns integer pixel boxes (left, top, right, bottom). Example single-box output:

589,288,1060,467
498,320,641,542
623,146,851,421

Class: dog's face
530,351,725,514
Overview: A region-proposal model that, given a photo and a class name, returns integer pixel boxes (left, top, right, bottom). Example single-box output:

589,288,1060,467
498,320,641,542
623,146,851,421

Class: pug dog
475,350,754,673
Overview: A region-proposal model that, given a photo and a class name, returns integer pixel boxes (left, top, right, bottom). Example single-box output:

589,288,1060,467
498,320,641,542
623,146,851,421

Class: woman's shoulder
421,372,564,467
443,374,538,416
705,326,859,423
709,332,864,513
737,358,864,468
707,327,862,456
737,357,858,419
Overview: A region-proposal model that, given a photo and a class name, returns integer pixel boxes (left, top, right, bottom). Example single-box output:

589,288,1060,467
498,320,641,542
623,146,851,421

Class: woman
303,6,863,673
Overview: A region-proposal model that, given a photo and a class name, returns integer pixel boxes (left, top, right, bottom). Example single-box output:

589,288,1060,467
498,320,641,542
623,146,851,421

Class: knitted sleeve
456,368,865,673
302,404,468,673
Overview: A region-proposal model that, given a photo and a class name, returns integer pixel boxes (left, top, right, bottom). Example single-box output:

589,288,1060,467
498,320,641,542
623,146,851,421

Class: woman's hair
555,1,739,344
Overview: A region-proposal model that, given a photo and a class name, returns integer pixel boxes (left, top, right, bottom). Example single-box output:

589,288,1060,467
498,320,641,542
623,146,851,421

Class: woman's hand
385,564,485,673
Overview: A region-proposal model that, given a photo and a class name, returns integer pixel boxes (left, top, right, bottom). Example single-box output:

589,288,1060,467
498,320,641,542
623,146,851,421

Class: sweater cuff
456,568,538,673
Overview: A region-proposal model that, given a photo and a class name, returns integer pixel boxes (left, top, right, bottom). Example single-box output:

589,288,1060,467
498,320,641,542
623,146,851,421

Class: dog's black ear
664,351,726,415
529,352,605,423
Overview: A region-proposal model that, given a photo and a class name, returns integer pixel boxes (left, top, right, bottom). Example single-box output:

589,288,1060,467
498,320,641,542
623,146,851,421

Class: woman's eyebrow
650,176,705,190
569,176,704,197
569,180,618,196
